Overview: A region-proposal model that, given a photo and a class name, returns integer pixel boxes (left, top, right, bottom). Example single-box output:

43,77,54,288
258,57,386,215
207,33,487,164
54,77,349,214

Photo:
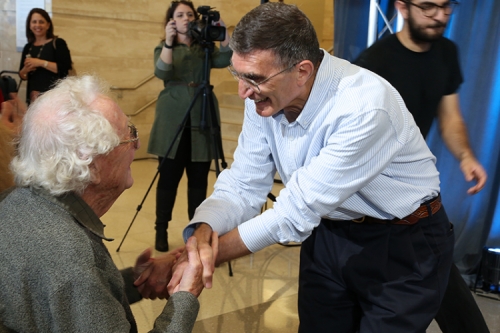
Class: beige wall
1,0,334,158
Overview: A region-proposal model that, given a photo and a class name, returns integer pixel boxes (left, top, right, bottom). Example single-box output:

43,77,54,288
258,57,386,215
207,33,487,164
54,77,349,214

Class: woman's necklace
27,41,47,58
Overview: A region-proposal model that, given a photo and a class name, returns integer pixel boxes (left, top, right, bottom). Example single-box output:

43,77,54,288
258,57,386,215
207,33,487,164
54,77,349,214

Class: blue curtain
333,0,370,62
334,1,500,282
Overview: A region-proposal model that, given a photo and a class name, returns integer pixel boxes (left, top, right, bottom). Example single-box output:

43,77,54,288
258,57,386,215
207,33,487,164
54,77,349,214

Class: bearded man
354,1,489,332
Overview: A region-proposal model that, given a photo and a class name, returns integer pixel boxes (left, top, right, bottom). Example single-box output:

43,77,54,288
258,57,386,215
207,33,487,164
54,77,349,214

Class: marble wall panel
1,9,18,72
1,0,16,11
54,0,152,21
52,15,162,58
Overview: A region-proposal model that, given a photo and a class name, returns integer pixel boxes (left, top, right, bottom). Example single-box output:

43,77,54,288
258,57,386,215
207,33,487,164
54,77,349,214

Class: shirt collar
31,187,114,241
273,49,338,129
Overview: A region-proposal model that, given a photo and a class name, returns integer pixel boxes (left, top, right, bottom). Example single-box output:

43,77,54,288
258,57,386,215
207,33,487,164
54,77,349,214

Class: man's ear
395,0,409,20
88,161,101,185
297,60,315,87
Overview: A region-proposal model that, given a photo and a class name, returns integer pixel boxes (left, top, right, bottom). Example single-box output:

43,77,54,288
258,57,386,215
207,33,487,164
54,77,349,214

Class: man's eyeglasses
404,1,459,17
119,123,139,149
227,62,298,93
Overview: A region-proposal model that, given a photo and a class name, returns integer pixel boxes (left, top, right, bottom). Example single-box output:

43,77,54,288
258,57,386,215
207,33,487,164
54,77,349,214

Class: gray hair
229,2,322,69
11,75,120,196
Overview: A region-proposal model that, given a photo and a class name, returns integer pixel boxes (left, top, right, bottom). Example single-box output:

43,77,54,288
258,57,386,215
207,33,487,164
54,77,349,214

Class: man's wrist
193,223,213,243
459,151,475,163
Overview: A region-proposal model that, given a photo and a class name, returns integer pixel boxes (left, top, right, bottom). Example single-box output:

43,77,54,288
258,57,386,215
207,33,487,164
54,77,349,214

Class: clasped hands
23,57,45,73
133,232,218,299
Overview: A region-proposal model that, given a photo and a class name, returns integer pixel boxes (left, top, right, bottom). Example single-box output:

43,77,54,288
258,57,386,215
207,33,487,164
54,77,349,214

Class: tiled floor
103,159,500,332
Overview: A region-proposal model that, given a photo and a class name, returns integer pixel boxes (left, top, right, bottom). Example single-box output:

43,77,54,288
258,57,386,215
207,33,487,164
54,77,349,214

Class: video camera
188,6,226,43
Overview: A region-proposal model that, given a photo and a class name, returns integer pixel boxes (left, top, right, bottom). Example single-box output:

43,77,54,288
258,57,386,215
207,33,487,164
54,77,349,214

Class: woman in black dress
19,8,72,104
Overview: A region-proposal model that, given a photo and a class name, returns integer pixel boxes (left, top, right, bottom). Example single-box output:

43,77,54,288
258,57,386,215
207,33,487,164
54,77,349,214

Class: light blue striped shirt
184,50,440,253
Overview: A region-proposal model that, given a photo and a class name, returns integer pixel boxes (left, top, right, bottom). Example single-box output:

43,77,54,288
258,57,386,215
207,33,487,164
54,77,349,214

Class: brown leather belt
352,196,442,225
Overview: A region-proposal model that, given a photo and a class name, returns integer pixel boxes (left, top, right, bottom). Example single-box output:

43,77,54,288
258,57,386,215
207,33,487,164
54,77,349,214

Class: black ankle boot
155,227,169,252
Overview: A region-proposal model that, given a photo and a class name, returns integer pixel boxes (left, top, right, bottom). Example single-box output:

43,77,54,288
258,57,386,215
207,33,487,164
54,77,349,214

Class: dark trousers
298,205,454,333
157,129,211,193
435,263,490,333
157,128,211,223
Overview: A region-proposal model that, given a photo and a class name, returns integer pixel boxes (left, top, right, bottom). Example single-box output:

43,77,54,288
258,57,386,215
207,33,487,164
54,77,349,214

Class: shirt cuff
156,58,172,71
237,215,277,253
183,224,197,242
121,267,142,304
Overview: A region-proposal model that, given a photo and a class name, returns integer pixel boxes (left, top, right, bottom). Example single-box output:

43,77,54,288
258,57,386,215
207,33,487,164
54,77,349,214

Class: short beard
407,14,446,43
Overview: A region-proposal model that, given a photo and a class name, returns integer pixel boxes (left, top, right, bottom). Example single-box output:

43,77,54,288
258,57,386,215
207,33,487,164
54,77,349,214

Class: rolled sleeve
156,57,172,72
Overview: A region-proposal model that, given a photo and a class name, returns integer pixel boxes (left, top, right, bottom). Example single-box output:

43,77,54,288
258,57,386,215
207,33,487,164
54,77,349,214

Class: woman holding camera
148,0,231,252
19,8,73,104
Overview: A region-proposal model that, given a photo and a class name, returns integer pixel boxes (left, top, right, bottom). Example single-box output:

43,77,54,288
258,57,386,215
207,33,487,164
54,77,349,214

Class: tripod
116,39,233,274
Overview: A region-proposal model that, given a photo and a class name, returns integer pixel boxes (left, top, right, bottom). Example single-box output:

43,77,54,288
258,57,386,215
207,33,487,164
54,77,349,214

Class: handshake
132,232,218,299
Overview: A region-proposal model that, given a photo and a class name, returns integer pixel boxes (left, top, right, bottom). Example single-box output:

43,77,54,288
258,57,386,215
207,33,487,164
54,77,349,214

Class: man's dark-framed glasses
227,62,298,93
404,1,459,17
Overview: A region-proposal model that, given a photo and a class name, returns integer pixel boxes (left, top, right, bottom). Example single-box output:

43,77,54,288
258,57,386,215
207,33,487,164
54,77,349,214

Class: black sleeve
352,50,367,67
352,47,380,73
445,41,463,95
54,38,73,78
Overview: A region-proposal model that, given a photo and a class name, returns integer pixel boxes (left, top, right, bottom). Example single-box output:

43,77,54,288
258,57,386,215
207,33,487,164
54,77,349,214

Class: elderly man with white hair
0,75,213,332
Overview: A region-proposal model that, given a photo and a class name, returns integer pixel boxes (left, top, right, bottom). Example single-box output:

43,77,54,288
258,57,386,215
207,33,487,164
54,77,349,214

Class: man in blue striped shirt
170,3,454,332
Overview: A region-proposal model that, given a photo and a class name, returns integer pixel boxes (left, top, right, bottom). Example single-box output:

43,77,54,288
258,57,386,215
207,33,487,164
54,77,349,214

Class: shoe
155,229,169,252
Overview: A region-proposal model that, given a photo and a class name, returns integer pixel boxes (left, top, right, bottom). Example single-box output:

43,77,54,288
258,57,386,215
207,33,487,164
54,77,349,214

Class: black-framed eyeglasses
227,62,299,93
404,1,459,17
119,123,139,149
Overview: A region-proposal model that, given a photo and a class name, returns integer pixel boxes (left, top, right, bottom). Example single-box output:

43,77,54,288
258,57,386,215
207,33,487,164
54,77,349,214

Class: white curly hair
11,75,121,195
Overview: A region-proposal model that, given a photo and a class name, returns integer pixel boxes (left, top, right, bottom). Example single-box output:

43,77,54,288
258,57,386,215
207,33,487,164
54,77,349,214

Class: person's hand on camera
214,18,226,27
216,18,230,47
165,19,177,47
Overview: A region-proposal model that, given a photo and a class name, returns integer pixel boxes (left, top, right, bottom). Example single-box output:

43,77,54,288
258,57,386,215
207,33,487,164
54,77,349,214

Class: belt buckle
352,217,365,223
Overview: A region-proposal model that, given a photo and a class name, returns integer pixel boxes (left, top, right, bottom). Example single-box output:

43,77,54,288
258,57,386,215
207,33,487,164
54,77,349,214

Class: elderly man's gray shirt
0,187,199,332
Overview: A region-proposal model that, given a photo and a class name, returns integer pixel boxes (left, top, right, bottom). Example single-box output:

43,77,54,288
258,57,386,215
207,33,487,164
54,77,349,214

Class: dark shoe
155,229,169,252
